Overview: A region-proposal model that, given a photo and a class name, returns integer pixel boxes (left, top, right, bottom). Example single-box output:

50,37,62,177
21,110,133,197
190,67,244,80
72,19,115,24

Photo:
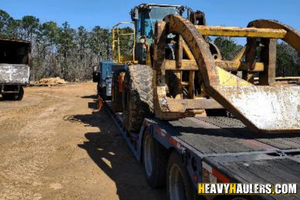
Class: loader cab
131,4,185,63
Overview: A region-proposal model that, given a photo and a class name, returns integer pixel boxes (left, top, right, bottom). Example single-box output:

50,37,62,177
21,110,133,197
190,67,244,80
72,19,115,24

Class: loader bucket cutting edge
161,15,300,133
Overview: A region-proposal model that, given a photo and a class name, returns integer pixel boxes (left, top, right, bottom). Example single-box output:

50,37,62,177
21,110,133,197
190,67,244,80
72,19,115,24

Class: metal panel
0,64,30,84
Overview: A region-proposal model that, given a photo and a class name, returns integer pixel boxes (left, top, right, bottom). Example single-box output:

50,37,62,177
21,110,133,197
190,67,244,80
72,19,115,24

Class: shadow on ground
76,95,165,200
81,94,97,99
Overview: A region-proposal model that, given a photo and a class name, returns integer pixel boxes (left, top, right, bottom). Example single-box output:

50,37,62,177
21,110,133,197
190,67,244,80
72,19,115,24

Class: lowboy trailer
104,101,300,200
96,3,300,200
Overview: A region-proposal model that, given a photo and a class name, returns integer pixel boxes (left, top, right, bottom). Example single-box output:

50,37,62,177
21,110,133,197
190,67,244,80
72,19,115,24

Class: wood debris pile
31,77,67,86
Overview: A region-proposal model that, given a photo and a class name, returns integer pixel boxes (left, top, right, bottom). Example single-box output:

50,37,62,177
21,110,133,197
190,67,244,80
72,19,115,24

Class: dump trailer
0,39,31,101
97,4,300,200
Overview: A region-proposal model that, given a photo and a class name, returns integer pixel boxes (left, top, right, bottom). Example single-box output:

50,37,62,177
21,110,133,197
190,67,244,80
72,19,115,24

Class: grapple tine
248,19,300,53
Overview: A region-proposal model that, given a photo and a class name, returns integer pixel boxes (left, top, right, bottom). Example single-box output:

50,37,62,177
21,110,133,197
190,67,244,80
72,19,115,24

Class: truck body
93,22,134,99
0,38,31,101
93,61,127,99
95,3,300,200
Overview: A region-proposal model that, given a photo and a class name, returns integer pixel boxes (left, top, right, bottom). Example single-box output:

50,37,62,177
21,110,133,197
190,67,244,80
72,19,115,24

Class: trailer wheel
143,129,167,188
167,151,198,200
230,197,251,200
123,65,153,132
2,87,24,101
15,86,24,101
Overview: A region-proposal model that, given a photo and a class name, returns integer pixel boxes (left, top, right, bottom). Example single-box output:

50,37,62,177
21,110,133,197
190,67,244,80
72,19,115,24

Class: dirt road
0,82,165,200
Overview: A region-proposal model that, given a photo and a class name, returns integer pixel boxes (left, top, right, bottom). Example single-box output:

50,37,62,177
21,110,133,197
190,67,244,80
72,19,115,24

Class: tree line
0,10,111,81
0,9,299,81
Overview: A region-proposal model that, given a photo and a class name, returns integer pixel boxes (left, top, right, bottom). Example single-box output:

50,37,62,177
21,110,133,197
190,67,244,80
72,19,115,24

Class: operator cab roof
132,3,184,9
130,3,186,20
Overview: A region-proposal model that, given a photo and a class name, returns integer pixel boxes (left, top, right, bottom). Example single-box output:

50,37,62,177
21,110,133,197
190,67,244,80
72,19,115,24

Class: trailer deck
156,117,300,154
154,117,300,200
221,158,300,184
105,101,300,199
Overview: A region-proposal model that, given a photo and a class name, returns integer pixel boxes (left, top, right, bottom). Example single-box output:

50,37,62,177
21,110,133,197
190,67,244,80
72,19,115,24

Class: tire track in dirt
0,82,165,200
0,90,72,200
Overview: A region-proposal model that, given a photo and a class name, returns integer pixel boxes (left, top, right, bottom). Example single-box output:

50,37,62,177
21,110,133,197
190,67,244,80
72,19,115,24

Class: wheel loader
96,3,300,200
109,4,300,134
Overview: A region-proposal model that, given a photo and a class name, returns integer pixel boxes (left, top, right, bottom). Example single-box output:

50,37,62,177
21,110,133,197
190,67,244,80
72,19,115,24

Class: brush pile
31,77,67,86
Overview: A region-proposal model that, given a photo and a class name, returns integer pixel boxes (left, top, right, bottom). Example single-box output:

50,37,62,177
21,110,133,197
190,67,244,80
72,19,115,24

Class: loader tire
123,65,153,133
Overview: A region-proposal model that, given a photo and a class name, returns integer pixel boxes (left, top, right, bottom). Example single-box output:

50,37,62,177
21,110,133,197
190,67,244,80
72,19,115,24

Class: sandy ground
0,82,165,200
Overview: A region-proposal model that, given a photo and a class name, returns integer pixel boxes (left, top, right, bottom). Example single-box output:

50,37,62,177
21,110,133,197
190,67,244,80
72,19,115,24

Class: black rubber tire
1,94,11,100
123,65,153,132
143,128,167,188
15,86,24,101
230,197,251,200
216,196,251,200
167,151,199,200
2,87,24,101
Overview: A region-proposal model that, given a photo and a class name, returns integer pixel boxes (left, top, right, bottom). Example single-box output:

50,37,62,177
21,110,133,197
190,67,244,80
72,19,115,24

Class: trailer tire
1,94,11,100
143,129,167,188
123,65,153,132
15,86,24,101
167,151,199,200
2,87,24,101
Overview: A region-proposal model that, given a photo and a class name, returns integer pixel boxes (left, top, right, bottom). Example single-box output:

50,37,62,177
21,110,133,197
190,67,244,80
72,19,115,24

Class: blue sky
1,0,299,32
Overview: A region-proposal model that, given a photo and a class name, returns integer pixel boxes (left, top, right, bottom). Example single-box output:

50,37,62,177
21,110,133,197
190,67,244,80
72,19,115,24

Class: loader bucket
213,84,300,133
153,15,300,133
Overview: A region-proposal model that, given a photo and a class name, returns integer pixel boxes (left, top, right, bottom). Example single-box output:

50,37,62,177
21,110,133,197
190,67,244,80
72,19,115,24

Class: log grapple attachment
153,15,300,133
